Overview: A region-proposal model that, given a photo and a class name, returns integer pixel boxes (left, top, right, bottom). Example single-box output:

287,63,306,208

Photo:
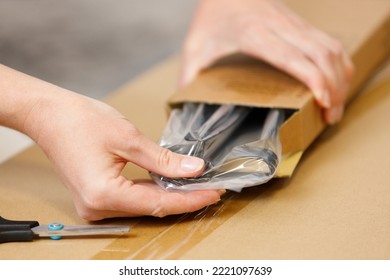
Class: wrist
0,64,77,142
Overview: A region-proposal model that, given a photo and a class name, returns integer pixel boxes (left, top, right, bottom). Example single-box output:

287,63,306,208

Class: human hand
25,91,223,221
180,0,355,124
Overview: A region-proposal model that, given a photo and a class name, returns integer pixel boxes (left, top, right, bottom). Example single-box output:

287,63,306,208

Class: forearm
0,64,76,141
0,64,221,220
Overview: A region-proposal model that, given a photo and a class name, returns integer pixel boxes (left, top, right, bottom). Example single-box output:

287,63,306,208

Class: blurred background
0,0,197,98
0,0,198,162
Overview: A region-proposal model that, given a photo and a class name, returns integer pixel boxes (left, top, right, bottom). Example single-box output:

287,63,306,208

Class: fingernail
180,156,205,172
328,106,344,124
313,90,331,108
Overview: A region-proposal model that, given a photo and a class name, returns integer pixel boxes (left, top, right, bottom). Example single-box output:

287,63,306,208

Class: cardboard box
2,57,390,260
168,0,390,176
1,0,390,260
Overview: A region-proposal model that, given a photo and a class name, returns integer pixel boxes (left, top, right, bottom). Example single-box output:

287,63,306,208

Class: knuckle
238,17,265,45
126,123,142,138
238,16,258,32
183,31,208,58
311,74,327,90
76,188,108,221
150,197,168,218
316,41,344,62
151,207,168,218
76,208,101,221
124,125,144,152
316,47,335,61
297,19,312,30
329,40,344,56
83,193,105,211
184,37,202,55
157,148,173,169
243,30,263,46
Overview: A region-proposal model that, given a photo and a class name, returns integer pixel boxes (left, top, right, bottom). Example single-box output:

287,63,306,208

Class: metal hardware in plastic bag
150,103,284,192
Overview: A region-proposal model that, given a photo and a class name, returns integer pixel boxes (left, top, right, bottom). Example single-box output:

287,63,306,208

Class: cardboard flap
168,56,326,174
169,56,312,110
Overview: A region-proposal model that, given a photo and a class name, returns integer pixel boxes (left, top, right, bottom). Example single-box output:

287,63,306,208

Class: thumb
178,51,202,89
120,132,205,178
179,43,236,88
179,39,225,88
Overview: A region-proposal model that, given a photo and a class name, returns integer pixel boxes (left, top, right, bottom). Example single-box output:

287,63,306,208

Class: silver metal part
32,224,130,237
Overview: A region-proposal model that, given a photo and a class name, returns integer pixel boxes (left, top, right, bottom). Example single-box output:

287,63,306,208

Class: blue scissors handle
0,216,39,243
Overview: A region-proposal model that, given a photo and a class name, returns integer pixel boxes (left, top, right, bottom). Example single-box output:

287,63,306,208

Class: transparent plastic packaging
150,103,285,192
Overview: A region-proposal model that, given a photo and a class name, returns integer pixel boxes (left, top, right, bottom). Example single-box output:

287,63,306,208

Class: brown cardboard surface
183,72,390,260
1,56,390,260
169,0,390,176
1,0,390,260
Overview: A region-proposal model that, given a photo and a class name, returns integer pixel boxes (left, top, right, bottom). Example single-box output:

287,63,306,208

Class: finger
272,2,354,103
179,49,201,88
77,178,224,220
267,16,350,106
264,16,354,125
115,179,224,218
341,51,355,83
324,104,344,125
179,46,233,88
270,29,348,123
240,25,331,108
307,27,355,82
179,34,237,88
304,29,354,105
276,31,341,100
114,128,205,178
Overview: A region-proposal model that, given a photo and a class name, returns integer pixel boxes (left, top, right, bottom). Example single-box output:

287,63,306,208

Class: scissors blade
31,224,130,237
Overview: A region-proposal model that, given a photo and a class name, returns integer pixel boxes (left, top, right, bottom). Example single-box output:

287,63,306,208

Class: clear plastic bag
150,103,285,192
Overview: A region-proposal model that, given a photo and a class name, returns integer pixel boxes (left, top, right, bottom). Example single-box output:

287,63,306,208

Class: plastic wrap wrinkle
151,103,285,191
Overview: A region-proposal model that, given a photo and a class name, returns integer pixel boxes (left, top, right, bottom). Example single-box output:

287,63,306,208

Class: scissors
0,216,130,243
